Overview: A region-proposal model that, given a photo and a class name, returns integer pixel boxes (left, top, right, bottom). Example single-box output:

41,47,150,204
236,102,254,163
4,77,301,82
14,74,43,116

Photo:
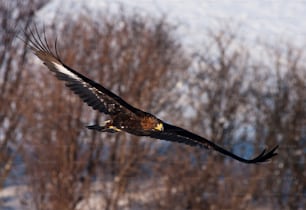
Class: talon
100,120,111,126
87,120,121,133
108,125,121,132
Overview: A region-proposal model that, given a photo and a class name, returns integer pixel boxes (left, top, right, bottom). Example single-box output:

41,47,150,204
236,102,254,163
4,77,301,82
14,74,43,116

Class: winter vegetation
0,1,305,210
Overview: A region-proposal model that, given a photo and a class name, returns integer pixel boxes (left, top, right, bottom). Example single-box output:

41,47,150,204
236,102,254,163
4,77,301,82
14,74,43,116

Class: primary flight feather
25,27,278,164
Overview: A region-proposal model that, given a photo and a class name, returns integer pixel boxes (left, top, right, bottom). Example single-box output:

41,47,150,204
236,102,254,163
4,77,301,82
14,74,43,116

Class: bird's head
141,116,164,132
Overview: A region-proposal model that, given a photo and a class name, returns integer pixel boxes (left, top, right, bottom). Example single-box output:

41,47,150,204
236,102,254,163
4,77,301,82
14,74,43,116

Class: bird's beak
154,123,164,131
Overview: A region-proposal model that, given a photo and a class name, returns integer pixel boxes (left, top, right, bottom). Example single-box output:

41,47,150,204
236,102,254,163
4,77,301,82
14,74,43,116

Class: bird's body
24,26,278,164
88,112,164,136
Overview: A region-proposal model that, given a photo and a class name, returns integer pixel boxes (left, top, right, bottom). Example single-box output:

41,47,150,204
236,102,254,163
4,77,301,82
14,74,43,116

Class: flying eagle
25,28,278,164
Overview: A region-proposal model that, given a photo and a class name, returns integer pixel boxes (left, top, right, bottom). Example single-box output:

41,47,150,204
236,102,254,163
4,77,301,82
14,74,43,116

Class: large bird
24,27,278,164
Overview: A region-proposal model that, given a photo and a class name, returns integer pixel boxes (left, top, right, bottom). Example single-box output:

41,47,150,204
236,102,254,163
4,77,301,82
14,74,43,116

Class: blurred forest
0,0,305,210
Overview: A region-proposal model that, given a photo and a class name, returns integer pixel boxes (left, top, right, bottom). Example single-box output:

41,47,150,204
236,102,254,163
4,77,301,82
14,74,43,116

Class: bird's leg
87,120,121,133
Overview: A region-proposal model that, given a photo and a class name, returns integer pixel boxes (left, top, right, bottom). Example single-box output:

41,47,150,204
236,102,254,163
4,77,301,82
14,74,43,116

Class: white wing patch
53,62,80,81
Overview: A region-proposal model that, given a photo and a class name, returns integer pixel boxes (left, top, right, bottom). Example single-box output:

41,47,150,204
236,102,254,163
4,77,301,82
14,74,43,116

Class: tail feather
86,124,102,131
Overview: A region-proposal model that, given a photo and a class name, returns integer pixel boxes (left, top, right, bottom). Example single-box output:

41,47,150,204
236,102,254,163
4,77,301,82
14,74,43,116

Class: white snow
37,0,306,49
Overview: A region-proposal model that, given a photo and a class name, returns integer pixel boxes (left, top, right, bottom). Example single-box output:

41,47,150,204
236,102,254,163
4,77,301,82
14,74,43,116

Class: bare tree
152,25,305,210
249,42,306,210
21,10,189,210
0,0,48,200
156,25,257,210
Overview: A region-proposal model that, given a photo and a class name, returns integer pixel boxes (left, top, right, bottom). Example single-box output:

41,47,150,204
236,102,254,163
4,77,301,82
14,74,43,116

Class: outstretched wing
149,122,278,164
25,27,141,115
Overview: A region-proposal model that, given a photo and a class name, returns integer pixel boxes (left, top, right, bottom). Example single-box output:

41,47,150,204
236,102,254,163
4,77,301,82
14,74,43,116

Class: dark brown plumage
24,26,278,164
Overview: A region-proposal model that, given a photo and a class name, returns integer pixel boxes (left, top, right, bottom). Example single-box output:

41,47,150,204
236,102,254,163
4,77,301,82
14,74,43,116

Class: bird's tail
86,124,103,131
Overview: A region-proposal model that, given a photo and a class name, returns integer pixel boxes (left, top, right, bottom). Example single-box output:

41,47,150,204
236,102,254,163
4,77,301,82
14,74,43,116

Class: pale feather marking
53,62,80,80
53,61,117,113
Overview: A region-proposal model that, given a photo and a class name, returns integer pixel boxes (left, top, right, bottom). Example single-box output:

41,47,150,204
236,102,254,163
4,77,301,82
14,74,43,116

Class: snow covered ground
0,185,30,210
0,181,165,210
